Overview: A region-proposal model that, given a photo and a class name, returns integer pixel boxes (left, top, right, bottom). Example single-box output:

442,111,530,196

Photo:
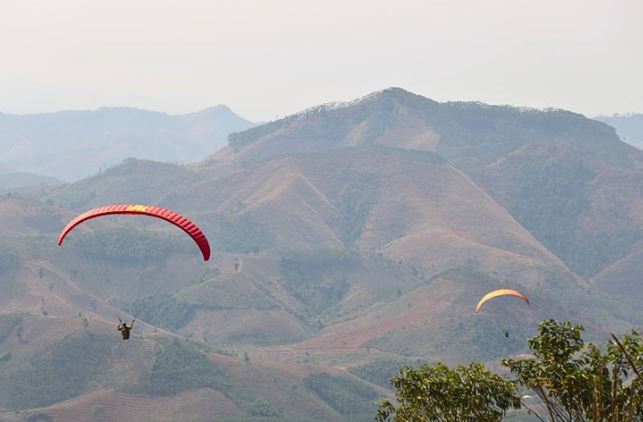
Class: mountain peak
351,86,431,107
191,104,234,116
288,87,432,119
369,86,415,97
221,87,641,172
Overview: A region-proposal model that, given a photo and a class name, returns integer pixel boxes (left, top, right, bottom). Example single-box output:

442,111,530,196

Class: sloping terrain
212,88,642,170
31,389,242,422
0,171,62,194
196,88,643,300
0,199,384,421
0,172,57,189
41,147,592,346
468,142,643,278
596,113,643,149
1,88,642,420
0,105,254,181
0,197,72,237
0,313,380,422
283,268,629,363
591,248,643,307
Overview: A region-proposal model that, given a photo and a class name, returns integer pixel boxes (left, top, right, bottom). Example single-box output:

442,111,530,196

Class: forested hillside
1,88,641,421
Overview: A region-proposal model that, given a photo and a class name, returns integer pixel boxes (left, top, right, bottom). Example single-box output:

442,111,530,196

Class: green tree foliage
0,332,112,409
324,168,380,245
208,215,274,253
143,338,229,396
376,362,521,422
129,293,195,330
502,319,642,421
348,359,424,389
507,157,641,278
304,372,379,416
0,314,22,343
177,273,279,312
280,250,358,321
245,399,281,417
69,228,193,263
375,321,642,421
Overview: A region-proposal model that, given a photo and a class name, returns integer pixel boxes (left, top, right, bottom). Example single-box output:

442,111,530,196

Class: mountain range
0,88,641,421
0,105,254,182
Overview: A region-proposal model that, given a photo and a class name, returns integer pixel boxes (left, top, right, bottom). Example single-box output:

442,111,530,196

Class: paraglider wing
475,289,529,313
58,204,211,261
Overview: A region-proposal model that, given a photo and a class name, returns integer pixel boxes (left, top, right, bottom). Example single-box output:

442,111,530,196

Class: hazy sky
1,0,641,121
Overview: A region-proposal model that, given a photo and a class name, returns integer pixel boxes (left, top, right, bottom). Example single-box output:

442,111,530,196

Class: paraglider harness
117,318,135,340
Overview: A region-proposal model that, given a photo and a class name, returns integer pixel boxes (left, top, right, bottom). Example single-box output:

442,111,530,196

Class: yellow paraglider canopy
475,289,529,313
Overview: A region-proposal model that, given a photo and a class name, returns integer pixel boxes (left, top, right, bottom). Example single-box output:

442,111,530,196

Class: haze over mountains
0,170,62,195
596,114,643,149
0,88,641,421
0,105,254,182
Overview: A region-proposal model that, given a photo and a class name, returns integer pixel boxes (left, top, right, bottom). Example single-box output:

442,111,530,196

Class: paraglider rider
118,319,135,340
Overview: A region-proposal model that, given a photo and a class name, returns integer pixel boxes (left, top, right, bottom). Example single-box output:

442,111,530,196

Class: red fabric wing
58,204,211,261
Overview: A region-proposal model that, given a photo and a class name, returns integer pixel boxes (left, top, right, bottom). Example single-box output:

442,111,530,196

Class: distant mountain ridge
0,171,62,193
0,105,254,181
0,162,62,194
595,113,643,149
1,88,642,421
221,87,640,170
211,88,643,280
46,88,643,333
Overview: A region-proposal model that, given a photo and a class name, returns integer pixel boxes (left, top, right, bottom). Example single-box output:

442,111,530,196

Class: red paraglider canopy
58,204,210,261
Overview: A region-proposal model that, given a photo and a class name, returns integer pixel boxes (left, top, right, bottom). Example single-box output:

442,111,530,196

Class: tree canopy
376,319,642,422
503,319,642,421
376,362,520,421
